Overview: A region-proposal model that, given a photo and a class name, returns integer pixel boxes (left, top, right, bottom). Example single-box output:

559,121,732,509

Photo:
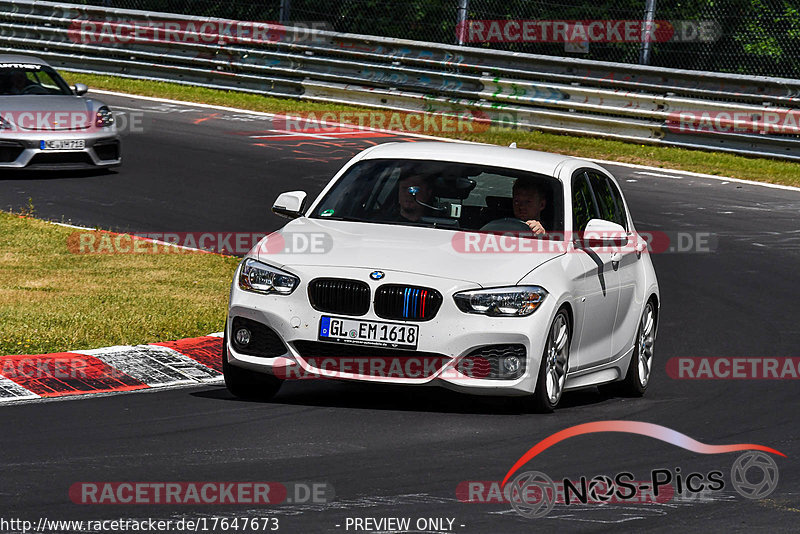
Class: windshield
310,158,564,235
0,63,73,96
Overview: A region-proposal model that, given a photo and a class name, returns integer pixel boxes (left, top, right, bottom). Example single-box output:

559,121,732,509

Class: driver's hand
524,220,546,235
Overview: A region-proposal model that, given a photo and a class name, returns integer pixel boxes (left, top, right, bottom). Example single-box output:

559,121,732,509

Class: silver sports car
0,55,121,170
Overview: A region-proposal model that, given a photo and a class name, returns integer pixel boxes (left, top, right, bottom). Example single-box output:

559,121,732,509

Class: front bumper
0,131,121,169
226,266,555,396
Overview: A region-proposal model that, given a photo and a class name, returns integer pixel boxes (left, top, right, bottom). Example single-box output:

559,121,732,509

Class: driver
3,71,30,95
512,178,547,235
0,73,15,95
396,174,435,222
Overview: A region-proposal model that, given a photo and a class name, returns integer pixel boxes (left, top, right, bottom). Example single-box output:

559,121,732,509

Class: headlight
238,258,299,295
453,286,547,317
95,106,114,128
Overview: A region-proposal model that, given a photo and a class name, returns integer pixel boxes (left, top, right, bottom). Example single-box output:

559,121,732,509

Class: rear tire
222,327,283,400
525,309,571,413
605,300,656,398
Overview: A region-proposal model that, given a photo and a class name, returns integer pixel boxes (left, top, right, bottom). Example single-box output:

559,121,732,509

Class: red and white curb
0,333,225,404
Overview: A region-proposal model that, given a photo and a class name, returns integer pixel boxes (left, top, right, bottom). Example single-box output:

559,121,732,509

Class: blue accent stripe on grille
403,288,410,318
412,289,419,318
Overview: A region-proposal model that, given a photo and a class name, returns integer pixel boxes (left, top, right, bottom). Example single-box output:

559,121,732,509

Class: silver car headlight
95,106,114,128
454,286,547,317
238,258,299,295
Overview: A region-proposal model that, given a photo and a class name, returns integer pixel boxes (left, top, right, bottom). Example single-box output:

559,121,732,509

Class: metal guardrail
1,0,800,161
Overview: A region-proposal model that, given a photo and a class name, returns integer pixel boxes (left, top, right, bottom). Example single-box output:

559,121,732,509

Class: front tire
222,327,283,400
527,309,571,413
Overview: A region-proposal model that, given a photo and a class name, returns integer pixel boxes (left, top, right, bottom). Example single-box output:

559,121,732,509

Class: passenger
396,174,435,222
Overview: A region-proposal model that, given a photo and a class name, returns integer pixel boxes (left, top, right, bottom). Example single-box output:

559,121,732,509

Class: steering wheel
22,85,47,95
479,217,533,233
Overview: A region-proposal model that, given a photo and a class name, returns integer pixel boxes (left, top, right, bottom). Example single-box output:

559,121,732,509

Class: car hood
0,95,98,131
255,218,564,286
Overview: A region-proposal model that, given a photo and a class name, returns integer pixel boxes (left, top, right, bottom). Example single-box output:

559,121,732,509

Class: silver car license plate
41,139,85,150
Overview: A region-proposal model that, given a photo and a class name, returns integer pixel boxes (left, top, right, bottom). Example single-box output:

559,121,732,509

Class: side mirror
272,191,307,219
580,219,628,248
73,83,89,96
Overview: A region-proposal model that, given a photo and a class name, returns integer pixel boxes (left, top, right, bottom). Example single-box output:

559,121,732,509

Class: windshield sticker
0,63,42,70
320,209,335,217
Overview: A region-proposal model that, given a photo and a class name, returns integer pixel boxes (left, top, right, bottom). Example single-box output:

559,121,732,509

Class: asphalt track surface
1,93,799,533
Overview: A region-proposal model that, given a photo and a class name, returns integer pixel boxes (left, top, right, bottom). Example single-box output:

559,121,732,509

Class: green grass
63,71,800,188
0,211,240,356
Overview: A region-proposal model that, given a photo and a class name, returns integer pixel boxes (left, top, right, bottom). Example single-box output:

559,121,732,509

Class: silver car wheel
637,302,656,387
545,312,569,405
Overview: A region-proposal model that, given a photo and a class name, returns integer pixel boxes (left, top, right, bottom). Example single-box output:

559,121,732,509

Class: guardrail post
456,0,469,45
639,0,657,65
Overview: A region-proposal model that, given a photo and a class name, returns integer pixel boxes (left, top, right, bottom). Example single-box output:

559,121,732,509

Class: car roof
358,141,580,178
0,55,50,66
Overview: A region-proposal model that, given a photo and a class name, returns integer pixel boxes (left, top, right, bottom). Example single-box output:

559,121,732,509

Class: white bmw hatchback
225,142,659,412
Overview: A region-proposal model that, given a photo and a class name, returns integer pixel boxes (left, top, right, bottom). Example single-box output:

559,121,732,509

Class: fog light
235,328,251,346
503,355,521,374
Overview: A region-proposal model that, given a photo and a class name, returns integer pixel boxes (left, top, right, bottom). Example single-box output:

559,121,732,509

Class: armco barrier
1,0,799,160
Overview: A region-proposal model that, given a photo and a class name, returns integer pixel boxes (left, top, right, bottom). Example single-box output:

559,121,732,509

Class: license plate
319,316,419,350
41,139,85,150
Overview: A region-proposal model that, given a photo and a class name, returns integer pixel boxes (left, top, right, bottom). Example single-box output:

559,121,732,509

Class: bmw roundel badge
370,271,385,280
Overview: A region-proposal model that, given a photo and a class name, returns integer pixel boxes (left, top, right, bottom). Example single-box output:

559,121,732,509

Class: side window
571,172,597,232
34,70,61,92
604,176,628,230
587,172,627,229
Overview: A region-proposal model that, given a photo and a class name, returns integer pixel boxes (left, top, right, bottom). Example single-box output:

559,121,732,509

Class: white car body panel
257,218,564,287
